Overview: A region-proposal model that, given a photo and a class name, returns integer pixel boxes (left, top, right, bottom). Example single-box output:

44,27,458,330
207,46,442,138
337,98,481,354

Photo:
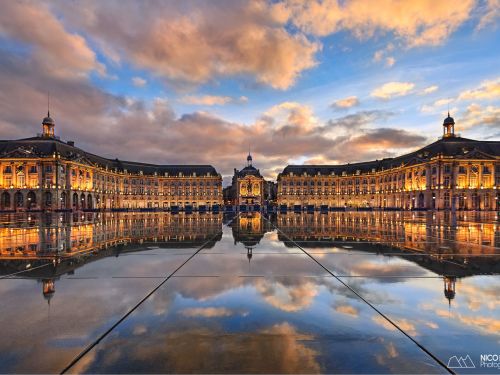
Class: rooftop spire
247,146,253,167
42,93,55,138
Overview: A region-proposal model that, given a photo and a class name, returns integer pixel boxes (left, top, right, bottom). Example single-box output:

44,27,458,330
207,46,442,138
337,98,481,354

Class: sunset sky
0,0,499,184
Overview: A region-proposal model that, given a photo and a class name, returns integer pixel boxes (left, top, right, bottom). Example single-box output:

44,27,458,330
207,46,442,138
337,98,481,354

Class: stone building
0,112,222,211
226,153,266,207
277,114,500,210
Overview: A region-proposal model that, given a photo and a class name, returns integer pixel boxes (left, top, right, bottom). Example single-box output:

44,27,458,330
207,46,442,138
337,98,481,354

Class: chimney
67,141,75,146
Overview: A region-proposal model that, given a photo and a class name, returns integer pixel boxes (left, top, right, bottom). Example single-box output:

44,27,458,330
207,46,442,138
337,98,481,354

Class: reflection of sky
0,213,499,373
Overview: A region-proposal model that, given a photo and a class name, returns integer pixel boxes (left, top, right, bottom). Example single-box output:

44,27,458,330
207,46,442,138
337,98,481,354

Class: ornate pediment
401,155,426,167
66,152,97,166
1,146,37,158
458,148,497,160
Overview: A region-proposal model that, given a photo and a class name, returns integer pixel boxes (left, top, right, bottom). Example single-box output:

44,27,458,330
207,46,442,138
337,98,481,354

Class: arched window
1,192,11,209
44,192,52,207
27,191,36,208
14,191,23,208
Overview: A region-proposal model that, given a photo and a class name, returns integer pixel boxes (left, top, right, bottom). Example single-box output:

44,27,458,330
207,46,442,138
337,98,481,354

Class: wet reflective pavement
0,211,499,374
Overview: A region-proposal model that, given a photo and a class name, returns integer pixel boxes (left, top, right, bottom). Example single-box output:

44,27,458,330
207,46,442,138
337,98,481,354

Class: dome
443,112,455,126
42,112,55,126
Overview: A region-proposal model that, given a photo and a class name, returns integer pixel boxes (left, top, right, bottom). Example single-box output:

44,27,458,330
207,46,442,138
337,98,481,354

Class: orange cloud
0,1,105,78
332,96,359,109
180,95,246,106
283,0,475,47
371,81,415,99
458,78,500,100
57,1,319,89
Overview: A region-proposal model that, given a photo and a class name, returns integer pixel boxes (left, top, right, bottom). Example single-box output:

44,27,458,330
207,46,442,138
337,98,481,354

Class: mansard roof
236,165,262,178
279,136,500,178
0,136,219,177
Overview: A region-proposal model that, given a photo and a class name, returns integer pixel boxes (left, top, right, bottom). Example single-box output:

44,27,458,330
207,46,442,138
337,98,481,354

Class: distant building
0,112,223,211
277,114,500,210
226,153,266,207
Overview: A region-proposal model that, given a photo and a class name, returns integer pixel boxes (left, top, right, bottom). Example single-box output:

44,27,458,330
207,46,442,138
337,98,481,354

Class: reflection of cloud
133,324,148,335
372,315,418,336
255,279,318,312
334,304,359,317
78,323,321,373
349,260,428,278
180,307,235,318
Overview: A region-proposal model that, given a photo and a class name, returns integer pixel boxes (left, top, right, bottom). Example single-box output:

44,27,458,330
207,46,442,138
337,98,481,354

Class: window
45,165,53,173
29,166,37,174
444,164,451,173
459,166,466,174
3,166,12,174
483,166,490,174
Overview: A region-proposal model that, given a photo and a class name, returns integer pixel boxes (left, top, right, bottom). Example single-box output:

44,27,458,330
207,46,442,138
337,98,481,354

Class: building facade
226,153,266,207
0,113,223,211
277,114,500,210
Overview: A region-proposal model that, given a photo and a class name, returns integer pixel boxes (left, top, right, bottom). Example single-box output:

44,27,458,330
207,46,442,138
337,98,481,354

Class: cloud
477,0,500,30
326,110,393,131
55,0,320,89
421,85,439,95
0,1,105,79
179,95,246,106
283,0,476,47
331,96,359,110
385,57,395,67
132,77,147,87
371,81,415,99
458,78,500,100
420,97,453,113
459,103,500,131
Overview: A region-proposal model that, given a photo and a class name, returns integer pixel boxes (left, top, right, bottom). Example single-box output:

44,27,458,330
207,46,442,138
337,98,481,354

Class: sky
0,0,499,184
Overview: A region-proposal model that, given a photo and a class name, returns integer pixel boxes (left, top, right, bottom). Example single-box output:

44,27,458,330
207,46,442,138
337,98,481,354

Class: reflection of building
231,212,273,261
277,115,500,210
443,276,456,306
0,112,222,211
276,211,499,254
0,212,223,258
0,212,224,302
42,279,55,303
276,211,500,305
